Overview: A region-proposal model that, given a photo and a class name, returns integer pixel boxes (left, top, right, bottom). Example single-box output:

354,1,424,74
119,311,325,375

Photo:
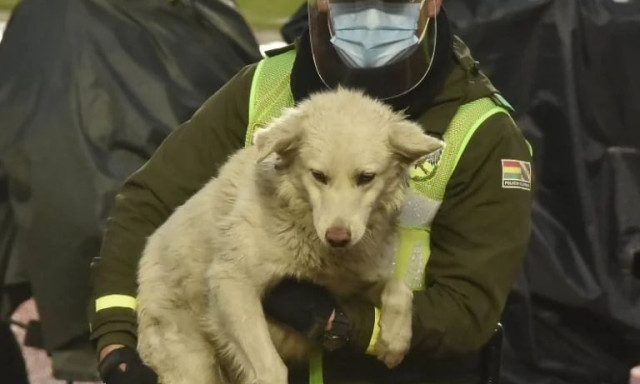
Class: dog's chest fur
259,211,395,300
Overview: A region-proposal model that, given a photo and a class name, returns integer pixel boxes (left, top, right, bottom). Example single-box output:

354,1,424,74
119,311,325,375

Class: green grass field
0,0,303,29
235,0,304,29
0,0,19,10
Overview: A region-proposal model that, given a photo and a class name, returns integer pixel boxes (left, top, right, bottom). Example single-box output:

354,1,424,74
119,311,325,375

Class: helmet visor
308,0,438,100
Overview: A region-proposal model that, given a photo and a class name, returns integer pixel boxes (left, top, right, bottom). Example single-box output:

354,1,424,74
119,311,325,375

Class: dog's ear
255,109,304,163
389,121,445,163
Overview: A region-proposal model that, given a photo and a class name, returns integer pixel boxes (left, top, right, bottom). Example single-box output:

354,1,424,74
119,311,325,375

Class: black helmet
308,0,438,100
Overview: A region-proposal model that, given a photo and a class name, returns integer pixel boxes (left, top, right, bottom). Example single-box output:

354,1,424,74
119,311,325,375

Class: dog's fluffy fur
136,88,444,384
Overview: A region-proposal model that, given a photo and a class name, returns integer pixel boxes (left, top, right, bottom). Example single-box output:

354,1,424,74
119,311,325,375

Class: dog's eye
357,172,376,186
311,170,328,184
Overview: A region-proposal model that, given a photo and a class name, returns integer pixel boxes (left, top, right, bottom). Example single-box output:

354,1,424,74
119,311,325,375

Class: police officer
90,1,533,383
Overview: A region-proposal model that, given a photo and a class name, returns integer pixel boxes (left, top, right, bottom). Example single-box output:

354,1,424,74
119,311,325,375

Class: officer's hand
262,278,336,340
98,346,158,384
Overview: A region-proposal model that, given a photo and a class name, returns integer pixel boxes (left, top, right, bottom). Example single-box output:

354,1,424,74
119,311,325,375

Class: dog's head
255,88,443,248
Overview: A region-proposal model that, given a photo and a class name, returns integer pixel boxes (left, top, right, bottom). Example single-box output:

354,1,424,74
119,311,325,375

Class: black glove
262,278,337,340
98,346,158,384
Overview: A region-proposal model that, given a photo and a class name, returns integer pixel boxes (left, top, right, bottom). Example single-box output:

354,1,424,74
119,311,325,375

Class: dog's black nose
325,227,351,247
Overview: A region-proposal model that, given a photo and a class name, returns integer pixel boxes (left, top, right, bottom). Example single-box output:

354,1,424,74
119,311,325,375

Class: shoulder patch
501,159,531,191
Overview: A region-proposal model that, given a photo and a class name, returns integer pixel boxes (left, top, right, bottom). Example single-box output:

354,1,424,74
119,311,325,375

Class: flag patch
501,159,531,190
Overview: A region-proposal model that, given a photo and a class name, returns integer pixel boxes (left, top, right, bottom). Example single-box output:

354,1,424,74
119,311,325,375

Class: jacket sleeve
344,113,533,357
410,112,533,356
88,64,256,354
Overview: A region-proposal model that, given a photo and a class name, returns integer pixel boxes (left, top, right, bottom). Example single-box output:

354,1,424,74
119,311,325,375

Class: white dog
136,88,444,384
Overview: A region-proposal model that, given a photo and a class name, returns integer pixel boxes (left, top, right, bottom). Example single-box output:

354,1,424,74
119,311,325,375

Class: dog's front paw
375,317,411,369
375,279,413,369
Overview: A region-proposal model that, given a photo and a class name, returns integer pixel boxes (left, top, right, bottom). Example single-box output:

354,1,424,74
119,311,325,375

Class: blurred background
1,1,639,384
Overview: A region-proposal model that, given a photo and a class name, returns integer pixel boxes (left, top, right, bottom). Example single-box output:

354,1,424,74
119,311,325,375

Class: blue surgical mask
329,1,423,68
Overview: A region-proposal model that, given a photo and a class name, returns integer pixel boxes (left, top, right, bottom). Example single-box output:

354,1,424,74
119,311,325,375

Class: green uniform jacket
89,32,533,383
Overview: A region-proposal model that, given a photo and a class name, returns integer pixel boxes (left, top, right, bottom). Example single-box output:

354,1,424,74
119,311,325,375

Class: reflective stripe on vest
95,294,138,311
246,50,512,384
